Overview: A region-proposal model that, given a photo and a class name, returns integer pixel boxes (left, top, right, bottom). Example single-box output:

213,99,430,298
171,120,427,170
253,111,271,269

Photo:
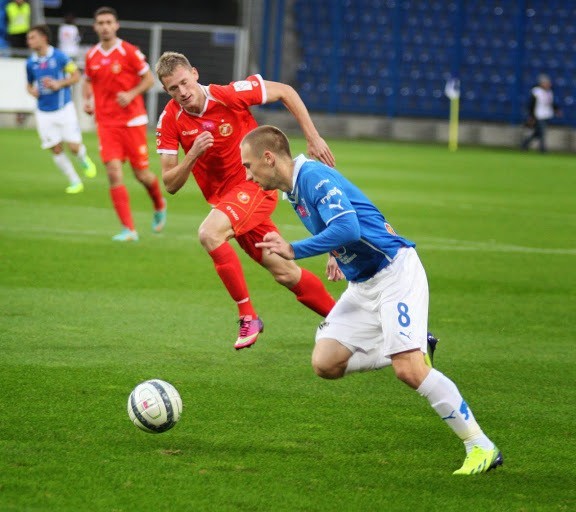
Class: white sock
417,369,494,453
75,143,87,163
53,153,81,184
345,347,391,374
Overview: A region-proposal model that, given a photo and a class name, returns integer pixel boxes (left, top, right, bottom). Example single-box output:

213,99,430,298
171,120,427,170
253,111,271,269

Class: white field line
1,223,574,256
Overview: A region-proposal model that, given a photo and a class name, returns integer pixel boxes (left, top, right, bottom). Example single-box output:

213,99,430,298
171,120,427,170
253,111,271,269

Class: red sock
209,242,256,317
290,268,336,317
146,176,165,211
110,185,135,230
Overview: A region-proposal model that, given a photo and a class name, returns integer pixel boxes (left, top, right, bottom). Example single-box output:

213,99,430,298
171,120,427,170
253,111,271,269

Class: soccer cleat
112,228,139,242
152,203,167,233
424,332,439,368
453,445,503,475
82,156,97,178
234,315,264,350
66,182,84,194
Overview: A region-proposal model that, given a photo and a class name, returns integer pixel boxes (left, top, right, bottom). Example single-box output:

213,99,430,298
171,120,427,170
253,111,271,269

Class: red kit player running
83,6,166,241
155,51,336,349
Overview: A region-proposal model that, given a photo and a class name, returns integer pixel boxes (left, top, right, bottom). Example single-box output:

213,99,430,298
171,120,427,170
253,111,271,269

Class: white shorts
35,101,82,149
316,247,429,357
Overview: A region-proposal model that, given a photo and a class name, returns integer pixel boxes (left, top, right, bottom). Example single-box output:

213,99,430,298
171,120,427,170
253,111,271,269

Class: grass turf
0,128,575,511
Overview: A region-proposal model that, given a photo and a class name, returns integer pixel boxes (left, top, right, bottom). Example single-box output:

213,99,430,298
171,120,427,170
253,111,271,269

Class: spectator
5,0,30,55
521,74,562,153
58,12,81,61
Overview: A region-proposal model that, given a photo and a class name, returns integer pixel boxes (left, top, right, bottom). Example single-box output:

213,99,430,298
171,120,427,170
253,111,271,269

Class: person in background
521,74,562,153
83,6,167,241
58,12,81,60
244,125,502,475
154,51,337,349
5,0,29,55
25,24,96,194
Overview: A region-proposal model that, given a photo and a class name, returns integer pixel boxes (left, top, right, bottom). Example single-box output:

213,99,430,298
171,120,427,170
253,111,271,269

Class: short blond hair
242,125,292,159
155,51,192,82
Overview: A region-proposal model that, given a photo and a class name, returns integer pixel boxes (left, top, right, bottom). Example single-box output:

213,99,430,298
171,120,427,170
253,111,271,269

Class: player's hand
116,90,135,108
326,255,344,281
188,131,214,159
255,232,295,260
83,102,94,115
307,136,335,168
42,77,61,91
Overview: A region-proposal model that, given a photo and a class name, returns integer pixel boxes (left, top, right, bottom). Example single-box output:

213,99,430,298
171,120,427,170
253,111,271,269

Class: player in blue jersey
240,125,503,475
26,24,96,194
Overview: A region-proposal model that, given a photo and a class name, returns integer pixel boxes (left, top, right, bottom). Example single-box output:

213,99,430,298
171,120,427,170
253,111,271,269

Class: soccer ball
127,379,182,433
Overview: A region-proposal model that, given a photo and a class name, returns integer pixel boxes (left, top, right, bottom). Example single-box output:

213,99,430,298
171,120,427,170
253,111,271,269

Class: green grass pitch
1,128,575,511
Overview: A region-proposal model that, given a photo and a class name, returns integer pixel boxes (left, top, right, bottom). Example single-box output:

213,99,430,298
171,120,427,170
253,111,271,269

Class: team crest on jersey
111,62,122,74
237,191,250,204
385,222,397,235
219,123,233,136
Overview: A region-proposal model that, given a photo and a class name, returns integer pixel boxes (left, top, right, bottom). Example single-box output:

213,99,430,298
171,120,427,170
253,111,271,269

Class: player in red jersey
155,51,337,349
82,6,166,241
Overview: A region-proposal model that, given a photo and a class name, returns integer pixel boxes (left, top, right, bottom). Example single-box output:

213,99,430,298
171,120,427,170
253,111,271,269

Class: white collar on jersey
95,39,126,56
31,45,55,61
282,154,312,200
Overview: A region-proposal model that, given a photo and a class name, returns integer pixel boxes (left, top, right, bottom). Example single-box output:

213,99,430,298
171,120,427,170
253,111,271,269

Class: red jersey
156,74,268,205
85,39,149,127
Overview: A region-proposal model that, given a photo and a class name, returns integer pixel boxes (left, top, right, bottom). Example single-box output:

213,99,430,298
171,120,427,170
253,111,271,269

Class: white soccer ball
127,379,182,433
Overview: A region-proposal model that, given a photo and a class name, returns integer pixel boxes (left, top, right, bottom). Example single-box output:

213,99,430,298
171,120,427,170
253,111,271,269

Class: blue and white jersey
286,155,415,282
26,46,75,112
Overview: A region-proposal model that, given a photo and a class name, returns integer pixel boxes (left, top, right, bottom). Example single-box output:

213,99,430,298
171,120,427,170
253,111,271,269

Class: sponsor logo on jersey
331,247,357,264
202,121,216,132
182,129,199,136
237,192,250,204
314,179,330,190
296,205,308,217
328,199,344,210
233,80,253,92
320,186,342,204
219,123,233,136
111,62,122,74
226,205,239,220
251,80,259,87
384,222,397,235
318,321,329,331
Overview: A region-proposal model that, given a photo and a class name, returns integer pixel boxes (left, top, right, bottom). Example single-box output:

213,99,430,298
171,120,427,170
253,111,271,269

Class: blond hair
155,51,193,82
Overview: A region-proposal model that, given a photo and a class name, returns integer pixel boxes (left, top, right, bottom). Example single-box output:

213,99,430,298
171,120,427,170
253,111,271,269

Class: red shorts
216,181,279,263
97,124,150,170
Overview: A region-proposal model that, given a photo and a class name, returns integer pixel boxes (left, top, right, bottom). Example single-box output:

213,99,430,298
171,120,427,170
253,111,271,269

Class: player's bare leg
260,251,336,317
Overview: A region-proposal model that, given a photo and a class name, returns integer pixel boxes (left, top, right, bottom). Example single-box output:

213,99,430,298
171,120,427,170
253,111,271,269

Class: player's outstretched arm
255,232,296,260
264,80,335,167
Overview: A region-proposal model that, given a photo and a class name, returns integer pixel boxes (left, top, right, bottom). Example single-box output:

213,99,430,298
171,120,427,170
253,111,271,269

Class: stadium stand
291,0,575,126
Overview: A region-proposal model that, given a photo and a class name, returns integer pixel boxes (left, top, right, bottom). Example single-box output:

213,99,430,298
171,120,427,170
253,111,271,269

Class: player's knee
311,355,345,380
197,225,225,251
